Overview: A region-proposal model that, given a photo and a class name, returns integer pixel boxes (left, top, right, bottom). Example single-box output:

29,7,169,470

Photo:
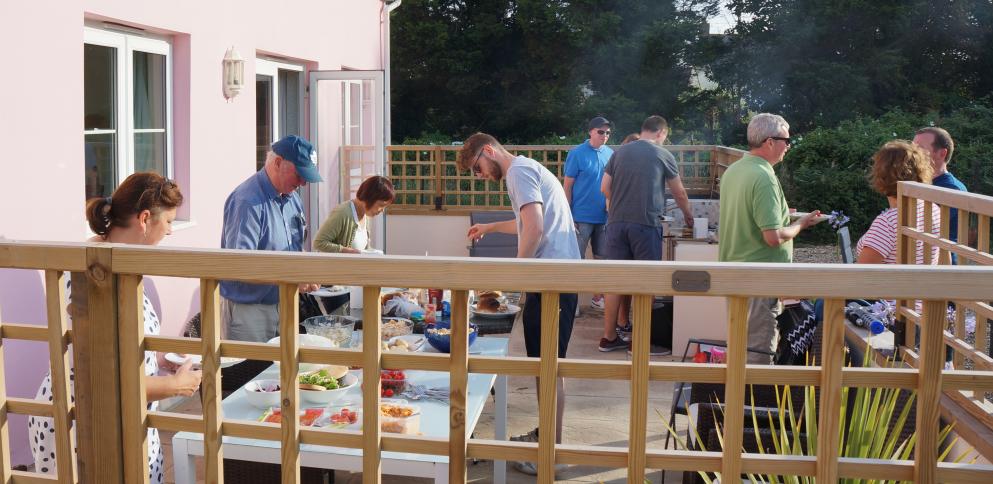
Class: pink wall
0,0,387,465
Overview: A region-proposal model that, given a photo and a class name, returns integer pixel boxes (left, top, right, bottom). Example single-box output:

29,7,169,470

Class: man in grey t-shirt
459,132,577,476
598,115,694,352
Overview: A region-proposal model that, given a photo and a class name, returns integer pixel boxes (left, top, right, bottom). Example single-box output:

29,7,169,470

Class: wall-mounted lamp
222,46,244,101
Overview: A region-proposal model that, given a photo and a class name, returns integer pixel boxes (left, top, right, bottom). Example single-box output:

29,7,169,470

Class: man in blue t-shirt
564,116,614,311
914,127,968,263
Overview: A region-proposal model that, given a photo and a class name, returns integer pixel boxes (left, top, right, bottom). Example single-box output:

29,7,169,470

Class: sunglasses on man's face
769,136,791,144
596,129,611,136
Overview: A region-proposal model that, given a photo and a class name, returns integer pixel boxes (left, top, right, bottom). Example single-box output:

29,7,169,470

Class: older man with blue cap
220,135,323,342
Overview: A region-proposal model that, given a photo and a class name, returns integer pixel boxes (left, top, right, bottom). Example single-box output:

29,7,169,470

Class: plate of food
788,212,831,224
164,353,245,369
383,334,425,352
309,285,350,298
470,302,521,318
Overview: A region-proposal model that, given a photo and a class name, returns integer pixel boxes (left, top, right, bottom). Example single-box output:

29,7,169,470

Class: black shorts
521,292,578,358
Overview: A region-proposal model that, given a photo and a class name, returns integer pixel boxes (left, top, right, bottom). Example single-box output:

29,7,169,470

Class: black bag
775,300,819,365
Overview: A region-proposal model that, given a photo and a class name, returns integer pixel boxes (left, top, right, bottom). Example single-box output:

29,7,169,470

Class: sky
708,3,745,34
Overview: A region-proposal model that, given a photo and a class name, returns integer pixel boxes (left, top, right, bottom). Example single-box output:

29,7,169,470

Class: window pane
85,133,117,199
85,44,116,130
278,70,301,138
84,44,117,201
134,132,167,174
256,75,273,170
133,51,167,130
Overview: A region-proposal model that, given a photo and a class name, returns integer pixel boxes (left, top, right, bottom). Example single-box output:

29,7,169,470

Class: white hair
264,150,279,166
747,113,790,148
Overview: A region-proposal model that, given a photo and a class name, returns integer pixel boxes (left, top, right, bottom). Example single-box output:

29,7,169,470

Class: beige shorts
221,297,280,342
746,297,782,365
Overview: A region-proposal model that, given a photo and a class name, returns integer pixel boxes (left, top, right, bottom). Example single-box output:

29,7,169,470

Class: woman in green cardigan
314,175,395,253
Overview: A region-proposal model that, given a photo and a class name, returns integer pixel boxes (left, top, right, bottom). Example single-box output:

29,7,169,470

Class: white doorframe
308,70,386,250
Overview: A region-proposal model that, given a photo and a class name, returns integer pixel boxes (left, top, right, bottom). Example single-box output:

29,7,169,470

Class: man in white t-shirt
460,132,579,476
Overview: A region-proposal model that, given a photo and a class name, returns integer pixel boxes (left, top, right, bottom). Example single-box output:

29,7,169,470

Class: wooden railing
3,241,993,483
894,181,993,456
362,144,746,212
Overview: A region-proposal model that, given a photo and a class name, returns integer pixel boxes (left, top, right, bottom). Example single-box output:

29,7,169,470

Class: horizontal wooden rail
9,471,59,483
0,241,88,271
0,324,57,342
110,245,993,300
8,238,993,483
899,227,993,265
6,398,54,417
897,306,993,369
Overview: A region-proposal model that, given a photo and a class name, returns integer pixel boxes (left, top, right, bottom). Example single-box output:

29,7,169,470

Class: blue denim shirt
219,170,307,304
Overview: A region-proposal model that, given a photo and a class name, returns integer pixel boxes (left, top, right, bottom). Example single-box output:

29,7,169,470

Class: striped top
856,202,941,265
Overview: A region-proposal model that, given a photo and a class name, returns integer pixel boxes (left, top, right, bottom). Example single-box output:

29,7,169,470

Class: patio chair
683,402,807,484
182,312,296,397
223,458,332,483
838,226,855,264
660,339,776,482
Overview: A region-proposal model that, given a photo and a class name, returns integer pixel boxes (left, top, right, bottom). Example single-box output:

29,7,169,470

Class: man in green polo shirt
718,113,823,363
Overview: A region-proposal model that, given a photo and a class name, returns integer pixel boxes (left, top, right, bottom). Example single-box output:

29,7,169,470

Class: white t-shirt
350,200,369,250
505,156,581,260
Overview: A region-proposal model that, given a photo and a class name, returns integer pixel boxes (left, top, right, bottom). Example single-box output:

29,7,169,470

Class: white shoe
512,461,567,477
590,296,605,310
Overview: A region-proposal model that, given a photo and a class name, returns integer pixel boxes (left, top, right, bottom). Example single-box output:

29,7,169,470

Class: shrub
780,103,993,243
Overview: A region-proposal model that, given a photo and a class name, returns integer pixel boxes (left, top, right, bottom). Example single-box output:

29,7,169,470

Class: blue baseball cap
271,135,323,183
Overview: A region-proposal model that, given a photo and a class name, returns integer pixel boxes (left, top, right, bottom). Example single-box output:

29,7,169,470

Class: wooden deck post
537,292,560,483
201,279,225,484
77,246,126,484
627,295,652,481
721,297,750,483
816,299,845,482
45,270,77,483
448,290,469,482
0,301,10,483
362,286,383,484
915,301,946,483
279,283,301,484
895,187,915,349
119,274,150,484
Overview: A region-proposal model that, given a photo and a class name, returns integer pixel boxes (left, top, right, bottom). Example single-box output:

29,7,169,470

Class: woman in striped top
856,140,941,265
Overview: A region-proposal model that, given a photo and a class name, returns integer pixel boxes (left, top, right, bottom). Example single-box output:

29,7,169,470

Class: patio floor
158,301,690,483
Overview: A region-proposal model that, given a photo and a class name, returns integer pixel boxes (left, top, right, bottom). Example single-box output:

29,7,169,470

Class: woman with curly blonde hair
856,140,940,264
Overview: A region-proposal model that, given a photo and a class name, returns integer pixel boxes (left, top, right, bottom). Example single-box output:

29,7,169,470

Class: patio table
172,335,509,483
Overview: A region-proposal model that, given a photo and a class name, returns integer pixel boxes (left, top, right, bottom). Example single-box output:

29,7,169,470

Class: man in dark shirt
913,127,968,263
598,115,694,351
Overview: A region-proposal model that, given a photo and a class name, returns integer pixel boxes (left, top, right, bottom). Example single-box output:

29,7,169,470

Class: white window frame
255,57,305,144
83,25,173,187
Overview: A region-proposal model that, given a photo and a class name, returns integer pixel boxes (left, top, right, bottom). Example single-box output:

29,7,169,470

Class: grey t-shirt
604,139,680,227
505,156,581,260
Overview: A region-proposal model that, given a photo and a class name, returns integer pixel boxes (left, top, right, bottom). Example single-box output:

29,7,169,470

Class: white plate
470,303,521,318
309,285,350,297
386,334,425,352
789,212,831,223
164,353,245,369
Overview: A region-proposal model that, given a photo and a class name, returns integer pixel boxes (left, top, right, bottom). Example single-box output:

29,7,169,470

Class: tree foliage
390,0,993,231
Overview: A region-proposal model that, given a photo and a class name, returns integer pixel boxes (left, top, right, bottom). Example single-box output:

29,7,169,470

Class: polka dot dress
28,277,164,483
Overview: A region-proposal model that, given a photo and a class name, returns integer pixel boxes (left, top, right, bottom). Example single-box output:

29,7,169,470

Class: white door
308,70,386,251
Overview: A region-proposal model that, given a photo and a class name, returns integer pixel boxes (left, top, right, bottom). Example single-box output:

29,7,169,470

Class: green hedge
779,103,993,242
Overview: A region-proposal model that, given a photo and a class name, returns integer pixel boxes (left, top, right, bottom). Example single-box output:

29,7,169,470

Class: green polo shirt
718,153,792,263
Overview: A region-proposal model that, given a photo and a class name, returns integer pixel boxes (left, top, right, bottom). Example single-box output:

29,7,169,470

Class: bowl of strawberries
380,369,407,398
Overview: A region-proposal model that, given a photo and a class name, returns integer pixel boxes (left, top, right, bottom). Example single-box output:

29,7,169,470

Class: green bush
780,103,993,243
